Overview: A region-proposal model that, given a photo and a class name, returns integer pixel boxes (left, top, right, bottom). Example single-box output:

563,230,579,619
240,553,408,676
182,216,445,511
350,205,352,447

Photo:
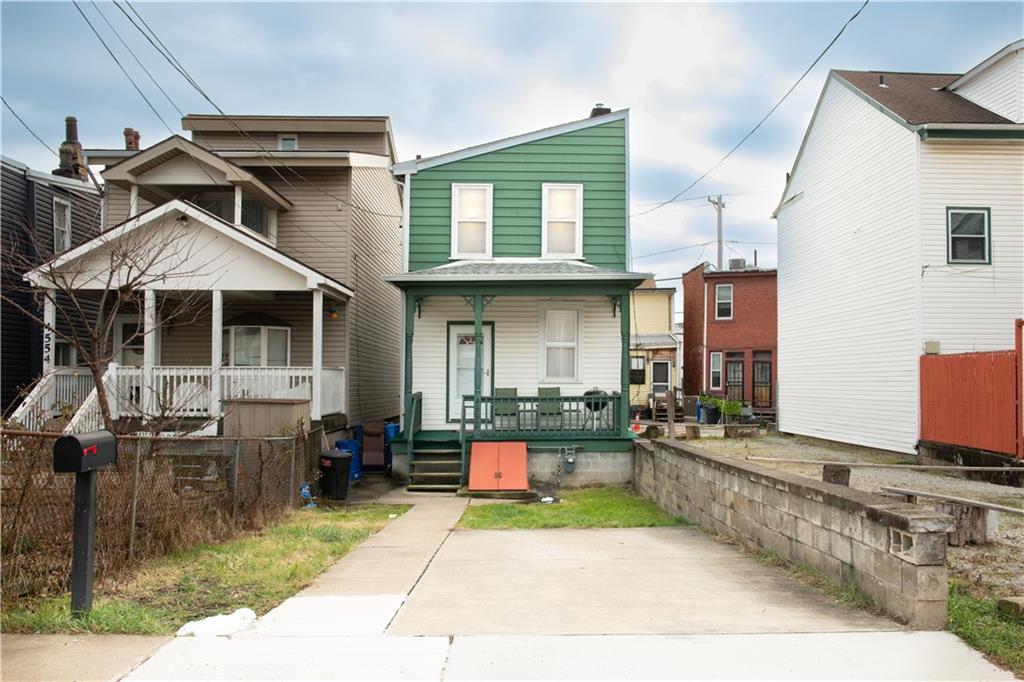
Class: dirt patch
690,433,1024,598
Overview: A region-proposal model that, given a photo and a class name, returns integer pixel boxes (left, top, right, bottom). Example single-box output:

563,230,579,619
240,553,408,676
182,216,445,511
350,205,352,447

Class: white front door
448,324,493,420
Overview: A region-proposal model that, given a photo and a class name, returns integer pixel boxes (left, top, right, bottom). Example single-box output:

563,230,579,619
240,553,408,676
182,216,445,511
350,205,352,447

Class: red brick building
682,260,777,413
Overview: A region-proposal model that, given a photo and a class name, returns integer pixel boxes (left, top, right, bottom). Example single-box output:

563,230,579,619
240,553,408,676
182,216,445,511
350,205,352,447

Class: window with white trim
542,183,583,258
715,284,733,320
53,197,71,252
709,352,723,390
222,326,291,367
278,134,298,151
451,184,492,258
947,208,990,264
541,307,580,381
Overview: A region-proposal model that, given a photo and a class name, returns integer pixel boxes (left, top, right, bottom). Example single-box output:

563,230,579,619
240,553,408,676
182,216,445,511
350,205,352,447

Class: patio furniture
493,387,519,430
538,386,563,429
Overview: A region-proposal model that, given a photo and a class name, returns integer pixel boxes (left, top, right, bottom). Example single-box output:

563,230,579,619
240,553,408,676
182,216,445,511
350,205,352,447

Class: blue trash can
336,437,362,481
383,422,400,469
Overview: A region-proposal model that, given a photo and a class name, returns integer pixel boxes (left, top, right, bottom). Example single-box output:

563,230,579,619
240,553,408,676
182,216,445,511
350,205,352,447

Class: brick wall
681,265,706,396
634,440,954,629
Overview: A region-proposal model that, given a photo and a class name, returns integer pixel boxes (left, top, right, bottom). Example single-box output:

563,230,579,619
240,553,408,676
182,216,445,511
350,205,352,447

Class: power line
632,239,776,262
1,97,58,157
635,0,869,217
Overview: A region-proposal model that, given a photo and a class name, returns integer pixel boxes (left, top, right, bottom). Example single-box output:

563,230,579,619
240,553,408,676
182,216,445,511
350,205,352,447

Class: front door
448,324,493,421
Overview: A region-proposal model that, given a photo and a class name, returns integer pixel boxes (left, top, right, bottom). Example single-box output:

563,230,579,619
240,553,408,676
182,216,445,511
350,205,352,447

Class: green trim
921,129,1024,140
393,281,640,297
946,207,992,265
444,320,495,424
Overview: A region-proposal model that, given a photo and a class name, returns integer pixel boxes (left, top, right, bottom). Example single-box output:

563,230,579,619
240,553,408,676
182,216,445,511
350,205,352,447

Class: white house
774,40,1024,454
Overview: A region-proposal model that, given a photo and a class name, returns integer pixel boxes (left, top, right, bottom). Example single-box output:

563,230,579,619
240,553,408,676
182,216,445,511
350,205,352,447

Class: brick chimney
124,127,140,151
53,116,87,180
589,103,612,118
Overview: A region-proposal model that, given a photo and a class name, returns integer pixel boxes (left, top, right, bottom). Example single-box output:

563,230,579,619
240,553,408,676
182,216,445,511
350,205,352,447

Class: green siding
408,120,627,270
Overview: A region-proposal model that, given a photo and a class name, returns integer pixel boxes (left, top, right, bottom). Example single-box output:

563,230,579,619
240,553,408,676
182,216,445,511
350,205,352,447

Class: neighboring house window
223,326,291,367
241,199,267,236
53,197,71,252
715,284,733,320
630,355,645,384
451,184,492,258
542,183,583,258
54,341,76,367
278,135,298,151
709,352,723,390
947,208,990,264
541,306,580,381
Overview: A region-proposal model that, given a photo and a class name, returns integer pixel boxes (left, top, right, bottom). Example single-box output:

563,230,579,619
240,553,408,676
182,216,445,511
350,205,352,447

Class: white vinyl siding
410,296,621,430
951,48,1024,123
450,184,492,258
776,76,919,454
919,140,1024,353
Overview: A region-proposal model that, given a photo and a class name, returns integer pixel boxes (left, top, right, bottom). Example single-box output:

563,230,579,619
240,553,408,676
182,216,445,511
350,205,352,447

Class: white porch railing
321,367,345,415
8,368,95,431
64,365,116,434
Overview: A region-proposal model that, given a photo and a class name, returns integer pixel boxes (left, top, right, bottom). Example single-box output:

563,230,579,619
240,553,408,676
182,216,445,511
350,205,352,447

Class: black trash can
319,449,352,500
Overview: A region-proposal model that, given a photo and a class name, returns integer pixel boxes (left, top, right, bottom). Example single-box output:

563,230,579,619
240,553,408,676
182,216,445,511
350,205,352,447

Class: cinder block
795,518,814,547
874,550,903,588
812,525,832,554
850,539,873,570
803,499,825,527
862,522,891,552
829,534,853,565
840,512,864,541
908,599,948,630
901,532,947,566
901,563,948,601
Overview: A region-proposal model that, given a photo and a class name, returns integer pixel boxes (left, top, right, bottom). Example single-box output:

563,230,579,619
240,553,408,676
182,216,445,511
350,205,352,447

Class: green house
388,107,650,491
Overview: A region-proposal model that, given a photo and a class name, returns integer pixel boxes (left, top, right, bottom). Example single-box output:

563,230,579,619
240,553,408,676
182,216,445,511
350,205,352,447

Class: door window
651,361,670,394
119,322,144,366
725,356,744,403
753,352,772,408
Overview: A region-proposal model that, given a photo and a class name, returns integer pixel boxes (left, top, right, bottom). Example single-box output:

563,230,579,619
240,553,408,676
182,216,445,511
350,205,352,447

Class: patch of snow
176,608,256,638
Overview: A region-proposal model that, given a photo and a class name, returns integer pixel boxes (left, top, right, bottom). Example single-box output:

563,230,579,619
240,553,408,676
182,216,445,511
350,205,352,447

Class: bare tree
2,210,229,432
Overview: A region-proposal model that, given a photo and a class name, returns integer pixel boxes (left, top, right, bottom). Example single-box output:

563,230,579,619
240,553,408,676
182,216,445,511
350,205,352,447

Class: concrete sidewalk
1,634,168,682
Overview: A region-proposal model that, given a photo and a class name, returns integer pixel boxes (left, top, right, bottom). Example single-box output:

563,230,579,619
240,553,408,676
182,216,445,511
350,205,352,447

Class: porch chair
493,387,519,431
537,386,563,430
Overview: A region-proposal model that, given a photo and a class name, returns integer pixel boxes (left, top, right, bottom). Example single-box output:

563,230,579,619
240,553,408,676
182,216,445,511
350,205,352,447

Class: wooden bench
880,486,1024,546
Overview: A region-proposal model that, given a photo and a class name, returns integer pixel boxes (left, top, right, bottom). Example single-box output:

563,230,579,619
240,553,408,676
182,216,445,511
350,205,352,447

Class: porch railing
8,369,95,431
65,365,117,433
459,393,622,440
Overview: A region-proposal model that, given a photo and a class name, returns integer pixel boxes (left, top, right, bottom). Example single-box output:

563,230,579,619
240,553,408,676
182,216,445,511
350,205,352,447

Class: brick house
682,259,777,413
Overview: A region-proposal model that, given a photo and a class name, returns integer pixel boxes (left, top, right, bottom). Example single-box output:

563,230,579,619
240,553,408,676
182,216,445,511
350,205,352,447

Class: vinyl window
451,184,492,258
709,352,723,390
715,284,733,320
277,135,298,151
53,198,71,252
947,208,990,264
541,306,580,381
222,326,291,367
542,183,583,258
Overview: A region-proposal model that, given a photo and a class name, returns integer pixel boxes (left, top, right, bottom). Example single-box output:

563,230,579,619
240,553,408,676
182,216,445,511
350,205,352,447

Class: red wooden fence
920,343,1022,457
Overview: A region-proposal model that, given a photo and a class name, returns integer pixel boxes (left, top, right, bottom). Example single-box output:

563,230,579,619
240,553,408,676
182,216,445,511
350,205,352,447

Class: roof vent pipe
878,74,889,88
590,103,612,118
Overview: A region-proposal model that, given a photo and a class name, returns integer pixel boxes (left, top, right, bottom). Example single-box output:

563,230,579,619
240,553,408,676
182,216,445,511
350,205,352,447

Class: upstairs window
542,183,583,258
277,135,298,151
53,197,71,252
451,184,492,258
947,208,990,264
715,284,733,320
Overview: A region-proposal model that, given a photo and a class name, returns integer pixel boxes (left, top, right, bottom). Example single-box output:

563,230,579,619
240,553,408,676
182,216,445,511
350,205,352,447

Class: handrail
406,391,423,462
460,393,622,439
64,365,117,434
8,373,56,431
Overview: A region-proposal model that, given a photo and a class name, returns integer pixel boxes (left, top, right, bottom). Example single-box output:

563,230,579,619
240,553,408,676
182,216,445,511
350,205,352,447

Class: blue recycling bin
336,438,362,481
383,422,400,469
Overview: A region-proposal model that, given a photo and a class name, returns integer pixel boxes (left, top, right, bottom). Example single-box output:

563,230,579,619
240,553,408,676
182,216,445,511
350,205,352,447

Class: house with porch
388,106,649,491
11,115,403,434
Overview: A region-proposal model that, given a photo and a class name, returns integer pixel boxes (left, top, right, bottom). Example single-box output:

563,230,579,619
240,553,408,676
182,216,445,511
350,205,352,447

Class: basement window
947,208,990,264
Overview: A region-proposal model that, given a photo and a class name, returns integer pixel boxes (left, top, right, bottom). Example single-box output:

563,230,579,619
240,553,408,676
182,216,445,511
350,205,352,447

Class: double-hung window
947,208,990,264
53,198,71,253
541,306,581,381
451,184,492,258
715,284,733,320
542,183,583,258
709,352,723,390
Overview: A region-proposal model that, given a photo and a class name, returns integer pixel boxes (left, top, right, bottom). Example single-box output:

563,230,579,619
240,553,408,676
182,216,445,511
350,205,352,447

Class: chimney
53,116,87,181
124,127,139,151
590,102,612,118
878,74,889,89
133,129,140,149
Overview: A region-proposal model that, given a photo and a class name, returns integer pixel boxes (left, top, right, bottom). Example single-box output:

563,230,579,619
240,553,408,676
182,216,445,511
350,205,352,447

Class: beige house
629,280,681,412
14,116,403,433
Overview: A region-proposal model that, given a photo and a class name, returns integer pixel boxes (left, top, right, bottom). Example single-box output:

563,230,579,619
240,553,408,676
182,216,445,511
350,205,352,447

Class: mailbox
53,430,117,473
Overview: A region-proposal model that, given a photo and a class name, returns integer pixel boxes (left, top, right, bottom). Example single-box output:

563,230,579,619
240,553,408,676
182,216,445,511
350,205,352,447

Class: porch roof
631,333,679,349
25,199,354,299
388,259,651,288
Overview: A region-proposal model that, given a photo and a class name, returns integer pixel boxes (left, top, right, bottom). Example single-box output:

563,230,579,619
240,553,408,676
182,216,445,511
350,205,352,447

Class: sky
3,1,1021,316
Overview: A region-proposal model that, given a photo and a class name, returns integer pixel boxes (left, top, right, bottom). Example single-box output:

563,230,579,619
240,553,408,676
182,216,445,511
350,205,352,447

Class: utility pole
708,195,725,269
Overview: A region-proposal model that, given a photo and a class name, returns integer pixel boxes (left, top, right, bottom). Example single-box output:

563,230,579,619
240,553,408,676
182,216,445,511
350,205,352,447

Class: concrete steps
408,447,462,492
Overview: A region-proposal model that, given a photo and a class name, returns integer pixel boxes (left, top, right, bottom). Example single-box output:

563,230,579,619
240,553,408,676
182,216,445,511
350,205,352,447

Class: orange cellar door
468,441,528,491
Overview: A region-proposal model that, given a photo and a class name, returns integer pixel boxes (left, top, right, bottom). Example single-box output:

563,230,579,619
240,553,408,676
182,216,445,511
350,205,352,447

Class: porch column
210,290,223,418
473,294,483,431
620,291,631,436
129,184,139,216
402,291,415,428
42,289,56,409
233,186,243,225
143,289,156,417
311,289,323,421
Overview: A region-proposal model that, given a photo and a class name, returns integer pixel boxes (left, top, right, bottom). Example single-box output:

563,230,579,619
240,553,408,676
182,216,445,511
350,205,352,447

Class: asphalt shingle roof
388,259,650,283
834,70,1013,125
631,333,678,348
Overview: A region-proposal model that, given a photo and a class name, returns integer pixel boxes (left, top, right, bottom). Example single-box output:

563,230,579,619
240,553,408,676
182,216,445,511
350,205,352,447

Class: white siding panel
919,140,1024,351
411,296,621,430
776,78,919,453
952,49,1024,123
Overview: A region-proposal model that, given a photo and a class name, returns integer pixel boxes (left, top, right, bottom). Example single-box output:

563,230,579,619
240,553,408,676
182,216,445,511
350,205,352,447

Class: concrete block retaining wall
390,450,632,486
634,440,955,629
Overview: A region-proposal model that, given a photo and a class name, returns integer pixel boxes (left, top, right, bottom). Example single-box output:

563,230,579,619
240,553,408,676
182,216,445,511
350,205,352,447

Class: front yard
1,504,407,635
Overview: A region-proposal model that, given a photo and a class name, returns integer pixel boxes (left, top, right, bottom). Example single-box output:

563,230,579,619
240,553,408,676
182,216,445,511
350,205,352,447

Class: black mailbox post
53,430,117,616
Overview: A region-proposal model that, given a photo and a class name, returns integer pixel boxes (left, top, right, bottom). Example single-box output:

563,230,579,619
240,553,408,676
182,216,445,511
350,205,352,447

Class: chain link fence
1,427,324,600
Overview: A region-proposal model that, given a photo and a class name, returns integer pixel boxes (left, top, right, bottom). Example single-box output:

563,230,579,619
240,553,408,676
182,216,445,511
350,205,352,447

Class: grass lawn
948,581,1024,677
1,504,408,636
458,486,686,529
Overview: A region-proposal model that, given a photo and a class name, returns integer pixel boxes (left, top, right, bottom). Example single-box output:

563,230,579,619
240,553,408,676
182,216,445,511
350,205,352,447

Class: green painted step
407,483,461,492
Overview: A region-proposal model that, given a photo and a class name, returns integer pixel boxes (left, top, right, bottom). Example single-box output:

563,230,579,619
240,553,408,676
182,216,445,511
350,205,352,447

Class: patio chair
538,386,563,430
493,387,519,431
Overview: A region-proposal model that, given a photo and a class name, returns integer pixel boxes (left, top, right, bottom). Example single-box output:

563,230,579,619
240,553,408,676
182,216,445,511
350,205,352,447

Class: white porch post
143,289,157,417
233,186,243,225
42,289,56,410
312,289,323,421
129,183,139,216
210,290,223,418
